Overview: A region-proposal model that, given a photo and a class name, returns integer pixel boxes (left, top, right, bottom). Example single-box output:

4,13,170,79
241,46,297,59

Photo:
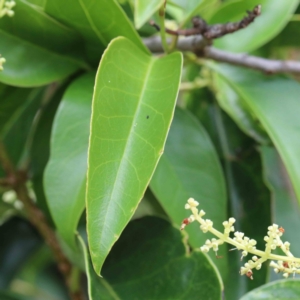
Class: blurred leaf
212,64,300,205
268,20,300,48
95,217,222,299
150,107,228,277
44,73,94,248
12,246,69,300
0,0,85,87
0,31,80,87
240,279,300,300
167,0,219,25
134,0,164,29
30,84,65,223
87,37,182,275
0,291,29,300
1,87,43,167
0,217,41,288
213,72,270,144
210,0,298,53
261,146,300,280
45,0,149,64
0,0,85,59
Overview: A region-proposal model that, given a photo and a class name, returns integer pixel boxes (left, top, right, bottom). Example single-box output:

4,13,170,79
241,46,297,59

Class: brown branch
144,36,300,76
203,47,300,75
150,5,261,39
0,141,84,300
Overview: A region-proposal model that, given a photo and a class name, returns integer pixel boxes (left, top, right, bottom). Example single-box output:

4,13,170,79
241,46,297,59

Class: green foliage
1,0,300,299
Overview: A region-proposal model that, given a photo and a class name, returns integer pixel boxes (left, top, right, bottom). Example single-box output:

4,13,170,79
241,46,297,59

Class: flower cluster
0,0,16,18
0,55,6,71
182,197,300,279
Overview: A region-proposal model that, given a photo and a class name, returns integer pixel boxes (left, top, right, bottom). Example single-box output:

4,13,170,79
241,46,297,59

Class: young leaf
150,107,228,277
86,37,182,275
44,73,95,248
210,0,298,53
240,279,300,300
80,217,223,299
212,64,300,204
45,0,149,63
134,0,164,29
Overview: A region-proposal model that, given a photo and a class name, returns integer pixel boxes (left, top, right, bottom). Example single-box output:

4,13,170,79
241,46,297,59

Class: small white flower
283,272,289,278
200,245,209,253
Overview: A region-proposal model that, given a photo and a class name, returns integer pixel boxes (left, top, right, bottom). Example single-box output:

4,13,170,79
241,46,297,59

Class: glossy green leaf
44,73,95,248
81,216,222,299
210,0,298,53
261,146,300,280
0,0,84,58
150,107,228,277
86,37,182,274
212,64,300,205
0,30,80,87
0,0,85,87
45,0,149,63
213,72,269,144
240,279,300,300
134,0,164,29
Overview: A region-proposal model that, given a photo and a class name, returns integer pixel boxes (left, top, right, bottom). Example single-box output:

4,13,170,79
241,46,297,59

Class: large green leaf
86,37,182,274
0,0,84,58
240,279,300,300
210,0,298,53
0,0,85,87
212,64,300,205
45,0,148,63
0,30,80,87
150,107,228,277
134,0,164,29
80,216,223,299
0,291,29,300
44,73,94,248
261,146,300,281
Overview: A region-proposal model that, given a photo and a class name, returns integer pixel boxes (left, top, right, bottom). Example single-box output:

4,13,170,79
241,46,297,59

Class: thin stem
0,141,84,300
158,2,169,53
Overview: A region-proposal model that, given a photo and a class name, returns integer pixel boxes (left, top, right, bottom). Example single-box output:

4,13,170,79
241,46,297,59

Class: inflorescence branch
182,198,300,280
